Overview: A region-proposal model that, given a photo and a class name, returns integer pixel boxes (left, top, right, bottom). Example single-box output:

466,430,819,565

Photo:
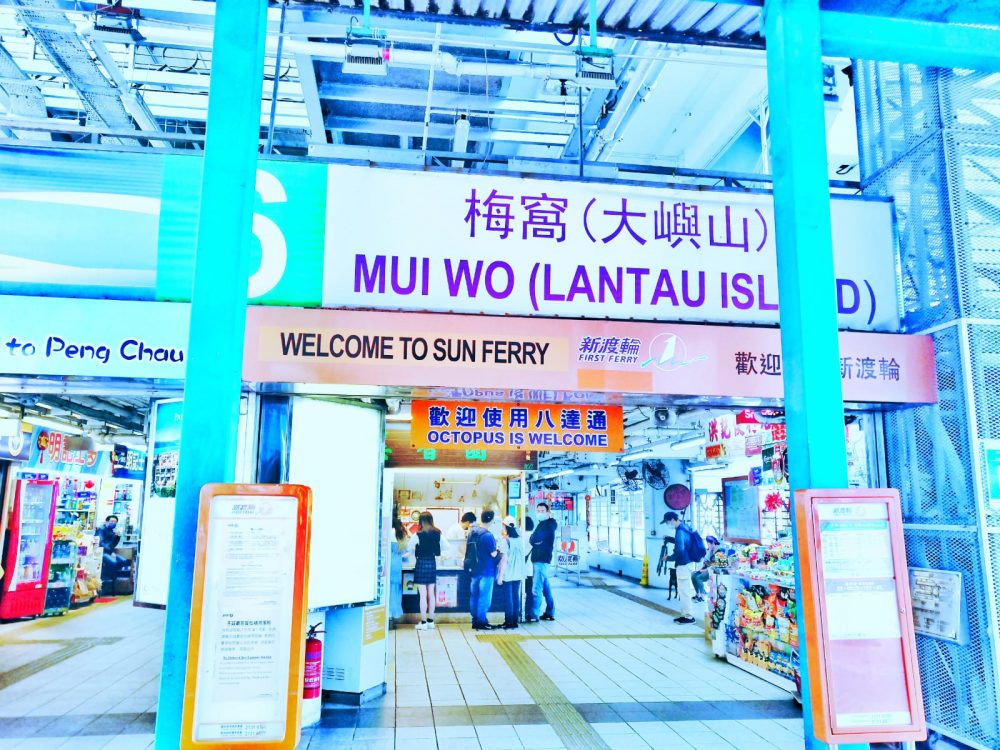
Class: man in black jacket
526,502,557,622
664,511,697,624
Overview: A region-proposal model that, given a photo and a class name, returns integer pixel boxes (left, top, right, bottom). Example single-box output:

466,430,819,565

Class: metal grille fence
856,61,1000,749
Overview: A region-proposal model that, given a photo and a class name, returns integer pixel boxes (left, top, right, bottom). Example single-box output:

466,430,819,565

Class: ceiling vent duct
343,42,389,76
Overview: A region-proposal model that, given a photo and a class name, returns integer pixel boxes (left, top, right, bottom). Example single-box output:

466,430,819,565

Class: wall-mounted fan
663,483,692,510
642,459,668,490
616,464,642,492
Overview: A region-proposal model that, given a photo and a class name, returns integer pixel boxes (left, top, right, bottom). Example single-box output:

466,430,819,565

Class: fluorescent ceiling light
24,415,83,435
626,449,657,461
542,469,573,479
385,413,412,422
671,435,707,450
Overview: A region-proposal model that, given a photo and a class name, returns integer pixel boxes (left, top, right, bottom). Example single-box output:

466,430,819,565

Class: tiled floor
0,571,803,749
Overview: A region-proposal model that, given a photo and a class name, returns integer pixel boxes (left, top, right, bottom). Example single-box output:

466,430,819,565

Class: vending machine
0,479,59,619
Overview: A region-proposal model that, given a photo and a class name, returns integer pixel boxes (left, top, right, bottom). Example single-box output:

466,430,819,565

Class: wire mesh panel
858,61,1000,749
885,326,976,525
905,529,999,748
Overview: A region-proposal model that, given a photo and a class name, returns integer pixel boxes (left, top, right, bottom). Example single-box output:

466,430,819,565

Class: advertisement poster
135,398,183,607
25,428,110,475
192,495,298,742
112,445,147,480
411,401,624,453
436,577,458,608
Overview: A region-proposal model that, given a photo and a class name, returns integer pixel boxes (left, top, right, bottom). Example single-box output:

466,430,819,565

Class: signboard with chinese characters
25,428,111,475
410,401,624,453
181,484,312,750
4,148,896,331
245,307,937,405
909,568,966,643
795,490,925,745
384,427,533,470
325,165,899,330
111,445,147,480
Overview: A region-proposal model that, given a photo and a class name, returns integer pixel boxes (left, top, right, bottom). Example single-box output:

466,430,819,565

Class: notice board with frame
181,484,313,750
722,476,762,543
795,488,925,745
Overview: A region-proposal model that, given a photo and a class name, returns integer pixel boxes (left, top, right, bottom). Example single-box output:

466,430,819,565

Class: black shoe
676,616,697,624
525,617,540,623
502,623,519,629
540,614,555,621
693,596,705,603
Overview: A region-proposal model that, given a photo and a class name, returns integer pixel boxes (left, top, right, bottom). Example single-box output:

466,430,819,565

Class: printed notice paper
192,496,298,742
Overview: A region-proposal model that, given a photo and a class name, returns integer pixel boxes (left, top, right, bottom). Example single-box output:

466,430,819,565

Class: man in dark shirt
467,510,499,630
95,515,124,581
526,502,558,622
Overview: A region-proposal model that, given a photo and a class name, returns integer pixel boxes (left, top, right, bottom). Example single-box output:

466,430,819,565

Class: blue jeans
470,574,496,627
502,580,522,626
531,563,554,619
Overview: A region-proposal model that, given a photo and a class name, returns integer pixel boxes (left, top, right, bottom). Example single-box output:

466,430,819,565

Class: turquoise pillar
763,1,863,749
153,0,269,747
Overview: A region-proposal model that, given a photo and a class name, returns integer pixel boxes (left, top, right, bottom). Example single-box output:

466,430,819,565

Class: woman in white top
496,515,527,629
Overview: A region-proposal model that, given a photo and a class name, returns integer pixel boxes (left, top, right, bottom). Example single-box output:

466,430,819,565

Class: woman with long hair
497,516,527,629
389,519,408,626
411,511,445,630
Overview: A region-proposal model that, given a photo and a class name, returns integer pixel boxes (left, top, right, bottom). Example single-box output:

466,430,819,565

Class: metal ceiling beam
821,11,1000,72
0,115,308,148
318,81,579,115
37,395,145,432
11,0,141,145
324,114,570,143
0,41,48,125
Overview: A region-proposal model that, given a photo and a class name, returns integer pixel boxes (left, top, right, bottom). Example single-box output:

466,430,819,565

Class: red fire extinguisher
303,624,323,700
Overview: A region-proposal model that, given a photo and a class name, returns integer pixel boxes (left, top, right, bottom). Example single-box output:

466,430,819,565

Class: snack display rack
706,543,800,694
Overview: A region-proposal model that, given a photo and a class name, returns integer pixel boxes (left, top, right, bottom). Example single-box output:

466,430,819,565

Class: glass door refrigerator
0,479,58,619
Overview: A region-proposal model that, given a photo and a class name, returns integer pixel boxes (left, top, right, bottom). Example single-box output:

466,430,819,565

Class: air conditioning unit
576,56,617,91
342,43,389,77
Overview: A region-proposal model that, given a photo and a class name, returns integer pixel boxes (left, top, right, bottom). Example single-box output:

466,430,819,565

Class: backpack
685,526,707,563
464,531,480,574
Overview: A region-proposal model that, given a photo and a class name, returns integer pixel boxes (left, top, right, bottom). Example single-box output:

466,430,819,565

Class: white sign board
0,295,188,379
192,494,298,742
324,166,899,331
909,567,965,643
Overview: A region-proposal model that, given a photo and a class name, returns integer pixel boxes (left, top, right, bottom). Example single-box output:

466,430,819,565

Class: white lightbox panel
288,397,382,609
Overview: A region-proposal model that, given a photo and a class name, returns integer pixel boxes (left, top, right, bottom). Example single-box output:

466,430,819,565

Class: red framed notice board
181,484,313,750
795,489,925,744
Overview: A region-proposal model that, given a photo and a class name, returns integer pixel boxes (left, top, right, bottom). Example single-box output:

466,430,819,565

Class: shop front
0,149,937,710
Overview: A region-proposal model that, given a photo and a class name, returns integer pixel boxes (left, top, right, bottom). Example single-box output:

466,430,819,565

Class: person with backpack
662,511,707,625
465,509,500,630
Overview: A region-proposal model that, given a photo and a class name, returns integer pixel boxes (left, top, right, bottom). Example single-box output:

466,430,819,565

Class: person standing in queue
466,509,500,630
526,502,557,623
447,511,478,542
523,516,535,619
497,516,527,629
412,512,446,631
664,511,698,624
389,519,409,627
